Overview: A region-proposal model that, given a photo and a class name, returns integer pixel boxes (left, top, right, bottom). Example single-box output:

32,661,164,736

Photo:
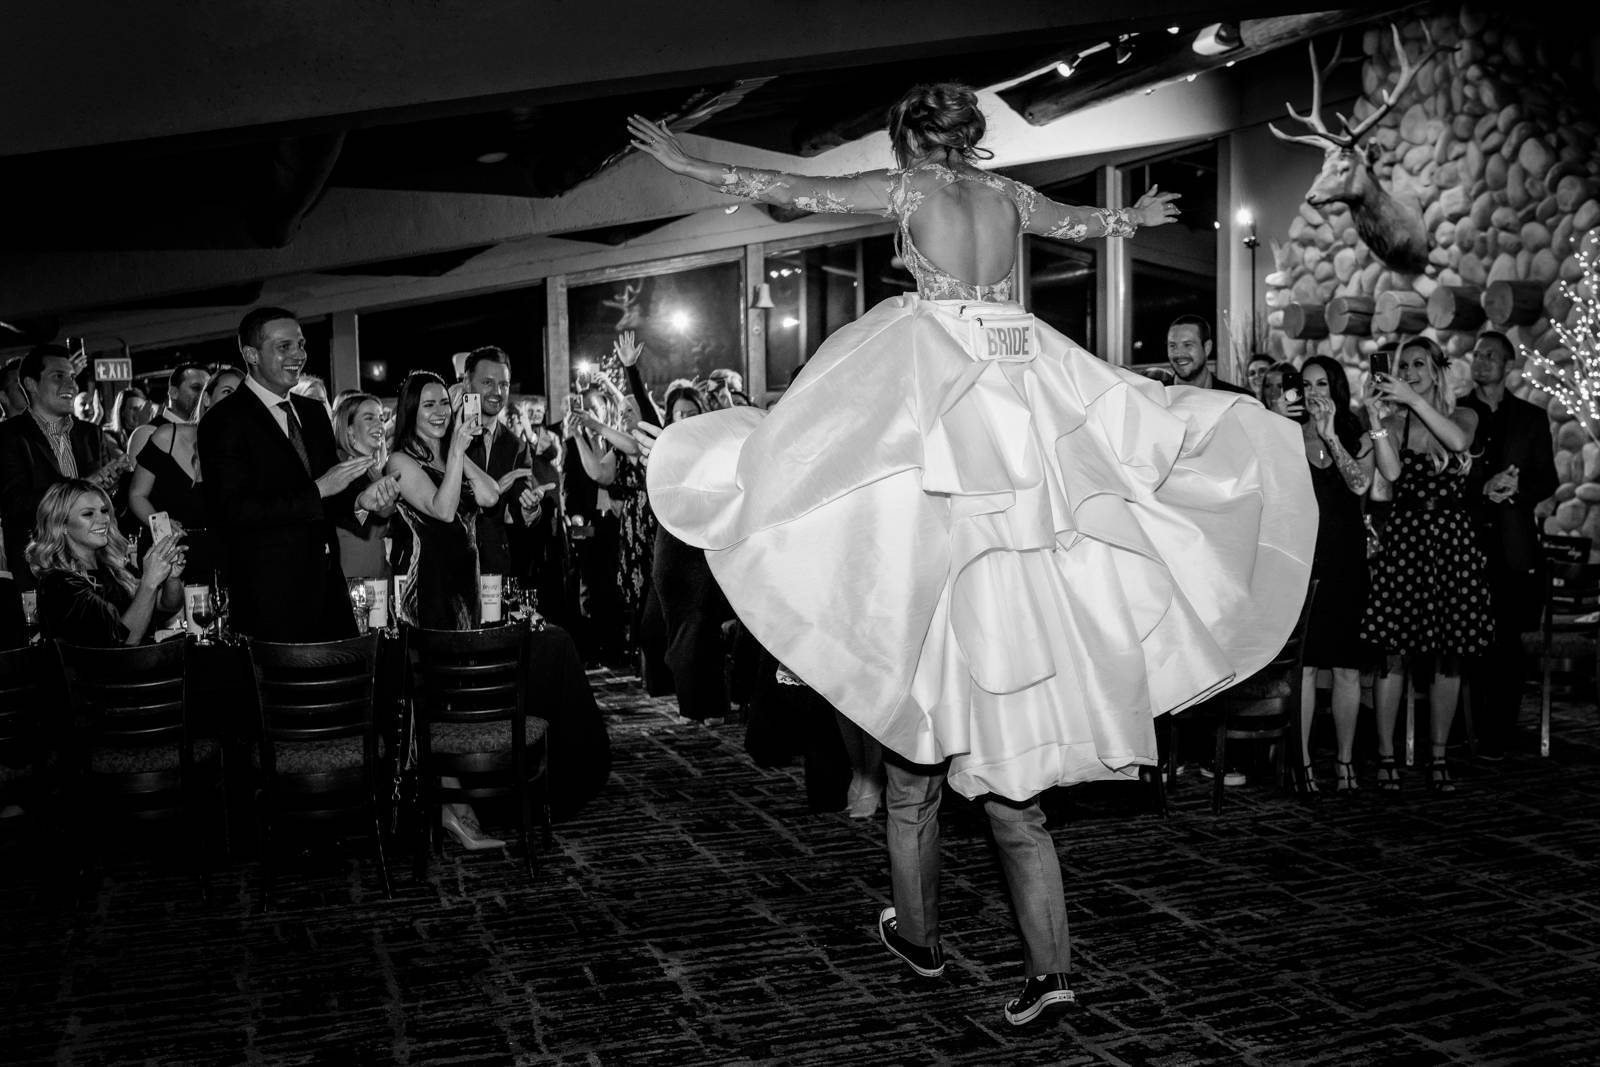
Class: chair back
1222,580,1319,710
57,638,189,754
1547,561,1600,621
405,622,529,730
248,633,380,780
249,634,379,744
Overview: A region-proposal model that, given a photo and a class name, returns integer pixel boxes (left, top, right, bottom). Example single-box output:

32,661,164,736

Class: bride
628,83,1315,1025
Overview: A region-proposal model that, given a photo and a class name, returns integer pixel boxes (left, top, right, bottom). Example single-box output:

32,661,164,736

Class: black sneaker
878,906,945,977
1004,972,1076,1026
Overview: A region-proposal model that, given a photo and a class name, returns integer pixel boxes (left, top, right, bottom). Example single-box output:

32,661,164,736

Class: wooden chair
405,621,551,877
248,633,392,907
56,639,223,886
1204,581,1319,813
1526,551,1600,757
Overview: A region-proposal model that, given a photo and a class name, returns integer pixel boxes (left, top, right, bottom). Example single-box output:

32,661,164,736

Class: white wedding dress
647,164,1317,800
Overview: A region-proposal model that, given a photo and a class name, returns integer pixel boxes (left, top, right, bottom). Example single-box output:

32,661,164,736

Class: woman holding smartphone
1360,336,1491,793
1268,358,1377,791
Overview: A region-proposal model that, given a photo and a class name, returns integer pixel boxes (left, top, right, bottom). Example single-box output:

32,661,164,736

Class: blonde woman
331,392,397,581
28,479,186,647
1361,336,1492,793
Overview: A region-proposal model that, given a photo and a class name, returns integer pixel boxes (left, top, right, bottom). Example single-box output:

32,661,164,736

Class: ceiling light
1166,25,1180,34
476,151,509,164
1055,58,1077,78
668,310,692,332
724,204,740,214
1187,73,1198,82
1192,22,1242,56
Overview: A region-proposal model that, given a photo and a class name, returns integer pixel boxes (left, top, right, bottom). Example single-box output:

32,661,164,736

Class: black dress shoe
878,906,945,977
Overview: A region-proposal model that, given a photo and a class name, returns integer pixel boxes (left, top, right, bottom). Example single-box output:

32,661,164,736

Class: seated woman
28,479,187,647
387,372,611,840
331,391,398,583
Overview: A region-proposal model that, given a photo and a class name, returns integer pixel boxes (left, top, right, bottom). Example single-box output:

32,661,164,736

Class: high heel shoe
1375,755,1401,792
1335,760,1359,793
441,807,506,851
1428,759,1456,794
1300,763,1320,795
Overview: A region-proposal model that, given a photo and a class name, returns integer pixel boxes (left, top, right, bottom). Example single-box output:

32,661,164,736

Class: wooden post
744,244,767,402
1483,279,1546,327
1283,302,1329,340
1326,295,1375,336
1373,290,1428,334
546,277,569,418
329,310,359,396
1426,284,1487,331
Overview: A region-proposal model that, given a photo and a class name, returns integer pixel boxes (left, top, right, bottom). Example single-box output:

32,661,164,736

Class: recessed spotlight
724,204,740,214
1055,58,1077,78
1166,25,1180,34
1186,73,1198,82
476,151,509,164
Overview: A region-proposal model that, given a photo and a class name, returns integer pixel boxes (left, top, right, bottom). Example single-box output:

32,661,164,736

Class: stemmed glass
191,594,217,645
211,583,231,643
502,577,523,622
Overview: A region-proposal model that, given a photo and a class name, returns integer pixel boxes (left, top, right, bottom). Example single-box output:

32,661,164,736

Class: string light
1523,243,1600,444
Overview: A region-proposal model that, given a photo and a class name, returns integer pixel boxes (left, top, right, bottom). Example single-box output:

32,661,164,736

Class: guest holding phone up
1359,336,1492,793
1266,358,1376,792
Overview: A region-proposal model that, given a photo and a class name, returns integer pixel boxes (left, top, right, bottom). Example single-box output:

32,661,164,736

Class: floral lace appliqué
720,166,783,201
793,189,855,214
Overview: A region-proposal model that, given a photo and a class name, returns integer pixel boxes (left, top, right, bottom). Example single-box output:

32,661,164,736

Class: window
567,259,743,409
1121,143,1219,373
764,231,909,388
1026,172,1099,350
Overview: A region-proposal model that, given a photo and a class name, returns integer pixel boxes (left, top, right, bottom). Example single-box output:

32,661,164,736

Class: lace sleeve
1024,189,1139,242
718,166,895,217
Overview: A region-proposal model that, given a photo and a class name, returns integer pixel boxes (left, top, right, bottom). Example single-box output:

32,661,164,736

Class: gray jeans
885,755,1071,975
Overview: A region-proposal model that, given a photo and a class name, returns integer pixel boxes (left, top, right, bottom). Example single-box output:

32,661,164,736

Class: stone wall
1265,5,1600,540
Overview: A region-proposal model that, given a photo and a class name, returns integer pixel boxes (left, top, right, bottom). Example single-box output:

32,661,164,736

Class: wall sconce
751,283,775,309
1237,207,1260,311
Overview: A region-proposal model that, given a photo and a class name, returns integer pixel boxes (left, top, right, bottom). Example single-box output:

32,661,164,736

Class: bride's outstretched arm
1023,184,1182,241
628,116,893,216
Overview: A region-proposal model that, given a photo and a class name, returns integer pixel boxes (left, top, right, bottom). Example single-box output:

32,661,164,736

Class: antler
1268,34,1350,149
1339,23,1446,144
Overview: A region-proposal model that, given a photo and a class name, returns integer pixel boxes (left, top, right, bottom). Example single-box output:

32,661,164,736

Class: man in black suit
1166,315,1253,395
461,346,545,581
201,307,399,642
0,344,122,590
1460,330,1559,758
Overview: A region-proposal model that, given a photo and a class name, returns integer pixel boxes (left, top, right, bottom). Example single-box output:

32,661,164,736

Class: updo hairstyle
887,83,993,168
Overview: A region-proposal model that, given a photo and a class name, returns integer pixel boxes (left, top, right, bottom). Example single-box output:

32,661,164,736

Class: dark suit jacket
0,413,110,590
466,421,535,579
1460,390,1558,578
199,385,356,642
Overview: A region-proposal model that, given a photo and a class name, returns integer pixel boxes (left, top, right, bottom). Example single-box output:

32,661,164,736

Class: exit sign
95,357,133,381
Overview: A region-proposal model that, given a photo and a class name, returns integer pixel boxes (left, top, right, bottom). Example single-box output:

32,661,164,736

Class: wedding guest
199,366,245,416
1266,356,1375,791
461,347,544,583
128,374,231,578
1460,331,1558,759
388,370,610,834
201,307,398,642
291,372,333,416
107,387,151,450
128,361,208,460
0,357,26,419
1167,315,1252,395
562,381,627,664
1245,353,1275,400
330,392,398,582
0,344,119,592
28,480,186,647
1362,336,1492,793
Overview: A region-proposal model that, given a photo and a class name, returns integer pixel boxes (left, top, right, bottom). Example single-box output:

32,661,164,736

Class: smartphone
565,394,584,416
462,391,482,429
1279,367,1310,424
150,511,175,545
1369,350,1391,378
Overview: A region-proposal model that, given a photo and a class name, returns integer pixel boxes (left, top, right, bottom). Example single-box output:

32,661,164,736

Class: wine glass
210,583,231,642
503,577,523,620
191,598,217,645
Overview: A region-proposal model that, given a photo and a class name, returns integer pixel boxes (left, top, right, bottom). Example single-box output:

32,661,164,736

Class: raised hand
631,421,662,465
628,115,695,174
449,414,482,458
141,532,182,588
1308,394,1337,440
614,330,644,368
1132,186,1181,228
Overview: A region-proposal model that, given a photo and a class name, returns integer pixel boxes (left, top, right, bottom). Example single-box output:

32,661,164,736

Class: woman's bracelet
1369,429,1389,439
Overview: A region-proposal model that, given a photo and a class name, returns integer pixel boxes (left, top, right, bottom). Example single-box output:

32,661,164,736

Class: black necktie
278,401,312,475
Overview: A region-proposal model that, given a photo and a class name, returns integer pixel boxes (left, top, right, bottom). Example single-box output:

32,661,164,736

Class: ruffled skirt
646,296,1316,800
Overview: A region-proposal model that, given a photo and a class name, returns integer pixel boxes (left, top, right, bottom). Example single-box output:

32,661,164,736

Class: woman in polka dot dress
1361,336,1493,793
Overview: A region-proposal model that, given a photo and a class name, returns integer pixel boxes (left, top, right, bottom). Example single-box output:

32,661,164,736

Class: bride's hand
628,116,695,174
1132,186,1181,228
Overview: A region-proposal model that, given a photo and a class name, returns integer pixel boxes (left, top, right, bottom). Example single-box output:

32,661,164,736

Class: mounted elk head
1270,24,1447,276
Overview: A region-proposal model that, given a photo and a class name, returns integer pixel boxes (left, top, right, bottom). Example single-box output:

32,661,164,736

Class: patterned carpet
2,672,1597,1066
